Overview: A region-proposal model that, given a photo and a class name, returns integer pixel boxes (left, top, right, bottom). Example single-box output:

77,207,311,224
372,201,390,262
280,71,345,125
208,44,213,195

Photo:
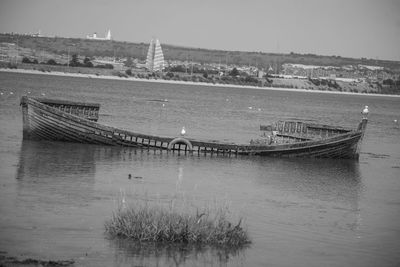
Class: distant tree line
382,78,400,86
21,54,114,69
308,78,341,90
379,78,400,94
165,65,219,75
22,57,38,64
122,66,265,87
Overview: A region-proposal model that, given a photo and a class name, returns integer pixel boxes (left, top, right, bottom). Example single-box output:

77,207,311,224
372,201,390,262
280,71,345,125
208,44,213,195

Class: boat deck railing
26,97,100,121
260,120,352,141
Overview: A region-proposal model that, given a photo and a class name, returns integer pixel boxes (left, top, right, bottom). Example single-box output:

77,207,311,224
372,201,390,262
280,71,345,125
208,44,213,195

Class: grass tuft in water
105,203,251,247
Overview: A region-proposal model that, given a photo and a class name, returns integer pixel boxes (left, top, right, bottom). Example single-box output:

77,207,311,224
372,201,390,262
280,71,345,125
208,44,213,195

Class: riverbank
0,253,74,267
1,67,399,98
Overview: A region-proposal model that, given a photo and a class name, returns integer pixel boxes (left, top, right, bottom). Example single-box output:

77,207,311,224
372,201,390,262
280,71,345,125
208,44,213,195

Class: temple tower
146,38,164,72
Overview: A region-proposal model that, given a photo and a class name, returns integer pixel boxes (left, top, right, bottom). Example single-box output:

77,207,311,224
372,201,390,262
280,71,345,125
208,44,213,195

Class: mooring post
20,96,31,139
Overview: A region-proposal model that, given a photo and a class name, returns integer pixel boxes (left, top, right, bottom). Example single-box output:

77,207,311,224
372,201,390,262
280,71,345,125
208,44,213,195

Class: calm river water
0,71,400,267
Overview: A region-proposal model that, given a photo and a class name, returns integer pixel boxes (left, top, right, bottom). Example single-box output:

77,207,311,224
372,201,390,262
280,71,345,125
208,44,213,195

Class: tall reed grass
105,198,250,247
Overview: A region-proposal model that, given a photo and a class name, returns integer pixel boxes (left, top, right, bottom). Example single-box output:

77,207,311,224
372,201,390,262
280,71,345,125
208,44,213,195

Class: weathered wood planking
20,96,368,159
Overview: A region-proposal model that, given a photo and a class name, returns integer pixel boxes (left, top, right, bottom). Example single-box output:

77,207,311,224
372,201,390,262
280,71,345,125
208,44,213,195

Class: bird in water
181,126,186,136
128,173,143,179
362,105,369,119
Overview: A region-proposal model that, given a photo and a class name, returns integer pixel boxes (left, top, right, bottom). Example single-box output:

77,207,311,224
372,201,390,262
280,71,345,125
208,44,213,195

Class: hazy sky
1,0,399,60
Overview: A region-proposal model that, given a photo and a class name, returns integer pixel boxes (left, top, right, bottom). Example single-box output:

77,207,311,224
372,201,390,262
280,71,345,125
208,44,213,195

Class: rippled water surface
1,72,400,266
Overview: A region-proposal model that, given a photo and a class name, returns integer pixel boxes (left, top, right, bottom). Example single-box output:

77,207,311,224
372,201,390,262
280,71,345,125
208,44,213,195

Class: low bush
105,201,250,247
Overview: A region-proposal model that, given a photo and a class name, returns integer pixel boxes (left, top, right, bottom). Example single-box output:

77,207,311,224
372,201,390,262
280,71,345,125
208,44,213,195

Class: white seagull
362,105,369,118
181,127,186,136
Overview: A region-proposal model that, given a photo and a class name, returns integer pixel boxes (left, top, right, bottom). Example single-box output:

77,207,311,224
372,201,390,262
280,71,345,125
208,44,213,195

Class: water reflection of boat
252,157,362,206
20,96,368,159
16,140,97,180
16,140,97,204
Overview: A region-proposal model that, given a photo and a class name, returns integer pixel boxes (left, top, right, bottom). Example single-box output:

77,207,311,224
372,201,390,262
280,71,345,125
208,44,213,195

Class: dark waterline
0,72,400,266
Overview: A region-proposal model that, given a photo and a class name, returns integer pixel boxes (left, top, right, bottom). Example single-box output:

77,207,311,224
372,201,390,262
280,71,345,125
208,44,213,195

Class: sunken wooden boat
20,96,368,159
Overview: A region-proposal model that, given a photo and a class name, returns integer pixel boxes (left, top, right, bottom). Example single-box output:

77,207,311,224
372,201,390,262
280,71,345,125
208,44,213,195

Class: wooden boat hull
20,96,367,159
240,132,363,158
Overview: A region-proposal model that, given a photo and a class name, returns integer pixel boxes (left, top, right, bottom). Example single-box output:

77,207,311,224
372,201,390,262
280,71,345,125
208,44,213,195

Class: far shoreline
1,67,399,98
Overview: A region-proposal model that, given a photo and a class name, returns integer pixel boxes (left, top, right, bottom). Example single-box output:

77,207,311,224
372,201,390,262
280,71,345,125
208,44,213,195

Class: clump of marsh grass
105,200,250,247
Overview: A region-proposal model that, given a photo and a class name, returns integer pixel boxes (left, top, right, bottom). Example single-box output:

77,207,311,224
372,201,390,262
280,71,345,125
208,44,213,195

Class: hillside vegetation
2,33,400,71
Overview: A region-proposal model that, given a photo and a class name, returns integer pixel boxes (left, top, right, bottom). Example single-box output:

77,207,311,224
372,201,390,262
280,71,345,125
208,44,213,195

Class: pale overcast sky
0,0,399,60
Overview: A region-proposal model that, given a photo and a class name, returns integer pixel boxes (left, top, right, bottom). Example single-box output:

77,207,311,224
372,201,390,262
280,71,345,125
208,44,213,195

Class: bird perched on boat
362,105,369,119
181,126,186,136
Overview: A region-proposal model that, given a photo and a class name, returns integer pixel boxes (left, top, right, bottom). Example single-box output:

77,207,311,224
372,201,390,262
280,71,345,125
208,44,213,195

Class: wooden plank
34,97,100,108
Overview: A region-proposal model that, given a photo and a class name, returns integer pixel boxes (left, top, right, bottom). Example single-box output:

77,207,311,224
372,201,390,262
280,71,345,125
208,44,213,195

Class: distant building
30,30,41,37
86,30,112,40
145,38,164,72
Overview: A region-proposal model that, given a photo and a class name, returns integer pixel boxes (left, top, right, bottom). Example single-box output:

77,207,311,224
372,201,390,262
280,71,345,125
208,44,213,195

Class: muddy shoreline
0,252,74,267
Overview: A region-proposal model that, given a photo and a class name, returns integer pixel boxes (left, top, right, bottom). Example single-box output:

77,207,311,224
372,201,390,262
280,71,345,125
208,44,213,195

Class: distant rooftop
86,30,111,41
